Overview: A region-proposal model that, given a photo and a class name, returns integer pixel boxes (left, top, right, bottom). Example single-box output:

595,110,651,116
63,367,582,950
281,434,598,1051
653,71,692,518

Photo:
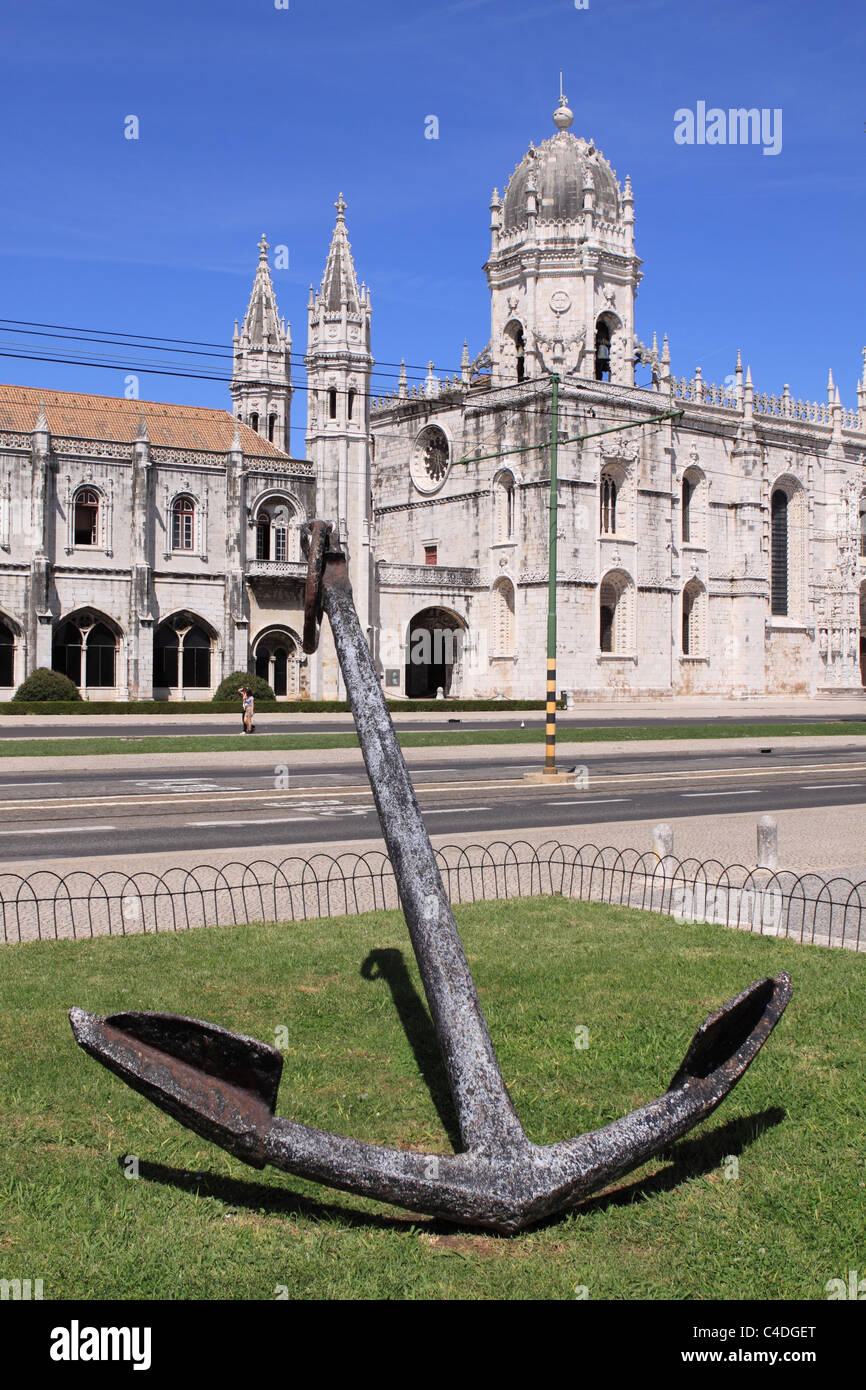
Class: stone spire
237,234,290,350
318,194,363,314
230,234,292,452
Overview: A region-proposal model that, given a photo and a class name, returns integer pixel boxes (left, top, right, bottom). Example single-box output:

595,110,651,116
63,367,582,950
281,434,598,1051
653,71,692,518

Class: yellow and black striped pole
544,373,560,774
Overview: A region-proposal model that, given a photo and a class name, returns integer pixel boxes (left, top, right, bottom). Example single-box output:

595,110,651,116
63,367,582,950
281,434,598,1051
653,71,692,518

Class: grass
1,897,862,1301
1,720,866,758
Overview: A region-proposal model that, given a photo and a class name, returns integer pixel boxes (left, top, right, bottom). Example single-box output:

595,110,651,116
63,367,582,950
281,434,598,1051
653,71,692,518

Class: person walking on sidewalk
239,686,255,734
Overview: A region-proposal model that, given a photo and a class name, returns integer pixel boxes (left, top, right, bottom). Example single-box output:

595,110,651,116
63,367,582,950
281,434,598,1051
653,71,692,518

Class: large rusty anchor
70,521,792,1232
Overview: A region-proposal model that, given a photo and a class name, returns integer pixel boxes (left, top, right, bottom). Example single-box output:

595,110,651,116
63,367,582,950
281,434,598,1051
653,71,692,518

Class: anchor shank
321,550,526,1152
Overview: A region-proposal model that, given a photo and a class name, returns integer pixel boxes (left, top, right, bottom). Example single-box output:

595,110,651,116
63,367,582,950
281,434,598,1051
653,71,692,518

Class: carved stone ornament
410,426,451,495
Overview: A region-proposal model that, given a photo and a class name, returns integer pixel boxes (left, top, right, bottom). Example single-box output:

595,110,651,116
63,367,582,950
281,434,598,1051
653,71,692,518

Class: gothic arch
252,625,303,698
153,611,219,693
250,492,303,563
502,319,527,383
52,608,124,690
404,606,468,698
492,468,517,543
681,464,707,548
770,473,807,620
0,610,20,689
594,311,622,382
598,569,635,655
681,578,707,657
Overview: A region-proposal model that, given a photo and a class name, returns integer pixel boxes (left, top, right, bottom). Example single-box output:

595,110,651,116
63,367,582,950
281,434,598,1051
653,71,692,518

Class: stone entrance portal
405,608,466,698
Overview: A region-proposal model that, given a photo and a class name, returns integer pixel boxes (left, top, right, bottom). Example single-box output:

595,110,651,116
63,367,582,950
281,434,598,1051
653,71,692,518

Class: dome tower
484,94,642,387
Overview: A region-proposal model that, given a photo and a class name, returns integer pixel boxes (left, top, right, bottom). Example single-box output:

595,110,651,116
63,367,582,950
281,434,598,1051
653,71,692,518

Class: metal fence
1,840,864,952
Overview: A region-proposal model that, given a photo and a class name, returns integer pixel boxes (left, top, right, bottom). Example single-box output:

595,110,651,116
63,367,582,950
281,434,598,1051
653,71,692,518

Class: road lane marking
802,783,865,790
546,797,630,805
0,781,62,788
190,817,310,827
425,807,491,814
0,825,117,836
681,790,759,798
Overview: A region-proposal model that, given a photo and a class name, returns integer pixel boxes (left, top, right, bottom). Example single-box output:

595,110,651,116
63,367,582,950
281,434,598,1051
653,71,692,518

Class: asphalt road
2,745,865,862
1,712,864,739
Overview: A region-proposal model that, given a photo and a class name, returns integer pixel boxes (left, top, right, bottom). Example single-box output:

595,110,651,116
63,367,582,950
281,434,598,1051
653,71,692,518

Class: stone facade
1,98,865,702
0,395,315,700
369,97,866,701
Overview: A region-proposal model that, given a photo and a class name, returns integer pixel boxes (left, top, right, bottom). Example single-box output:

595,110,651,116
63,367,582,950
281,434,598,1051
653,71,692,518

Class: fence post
757,815,779,871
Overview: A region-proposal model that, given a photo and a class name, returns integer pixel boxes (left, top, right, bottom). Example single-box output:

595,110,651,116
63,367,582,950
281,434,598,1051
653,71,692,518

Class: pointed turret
306,194,374,698
230,233,292,452
317,194,363,314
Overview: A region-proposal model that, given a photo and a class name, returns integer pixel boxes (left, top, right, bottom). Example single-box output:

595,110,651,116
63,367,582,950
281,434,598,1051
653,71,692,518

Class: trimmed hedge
211,671,276,704
0,696,551,715
11,668,82,702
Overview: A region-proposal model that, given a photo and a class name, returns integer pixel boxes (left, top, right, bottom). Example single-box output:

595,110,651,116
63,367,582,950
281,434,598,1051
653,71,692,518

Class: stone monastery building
1,96,865,702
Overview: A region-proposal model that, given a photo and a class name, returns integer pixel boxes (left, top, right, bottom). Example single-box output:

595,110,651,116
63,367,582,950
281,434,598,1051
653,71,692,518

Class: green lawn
1,720,865,758
1,898,862,1300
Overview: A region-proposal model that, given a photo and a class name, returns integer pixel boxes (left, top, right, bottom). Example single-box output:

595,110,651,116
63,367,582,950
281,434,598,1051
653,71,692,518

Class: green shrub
211,671,276,704
12,668,82,702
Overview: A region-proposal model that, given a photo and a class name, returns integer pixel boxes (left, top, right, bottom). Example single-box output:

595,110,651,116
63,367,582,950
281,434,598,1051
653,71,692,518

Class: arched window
347,390,355,420
181,625,211,689
600,474,617,535
771,488,789,616
503,321,526,383
0,620,14,687
268,413,277,443
328,389,337,420
598,571,635,655
493,471,515,542
682,477,693,544
85,622,117,688
73,489,99,547
52,621,83,684
682,580,706,657
154,625,179,687
491,579,515,656
594,320,612,381
171,495,195,551
153,618,213,691
250,411,259,433
255,502,295,562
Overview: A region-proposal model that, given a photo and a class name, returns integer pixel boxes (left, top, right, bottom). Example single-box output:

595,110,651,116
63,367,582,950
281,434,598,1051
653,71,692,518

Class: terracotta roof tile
0,383,292,459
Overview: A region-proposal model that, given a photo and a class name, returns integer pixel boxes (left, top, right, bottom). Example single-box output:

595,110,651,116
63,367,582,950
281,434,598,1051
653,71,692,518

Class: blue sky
0,0,863,451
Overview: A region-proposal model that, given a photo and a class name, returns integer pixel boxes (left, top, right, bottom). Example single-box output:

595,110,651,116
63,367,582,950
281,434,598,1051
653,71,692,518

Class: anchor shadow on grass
566,1106,787,1223
360,947,463,1152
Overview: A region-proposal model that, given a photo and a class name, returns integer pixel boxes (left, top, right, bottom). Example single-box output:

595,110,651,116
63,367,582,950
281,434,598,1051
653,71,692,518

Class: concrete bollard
757,815,779,871
653,823,674,861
